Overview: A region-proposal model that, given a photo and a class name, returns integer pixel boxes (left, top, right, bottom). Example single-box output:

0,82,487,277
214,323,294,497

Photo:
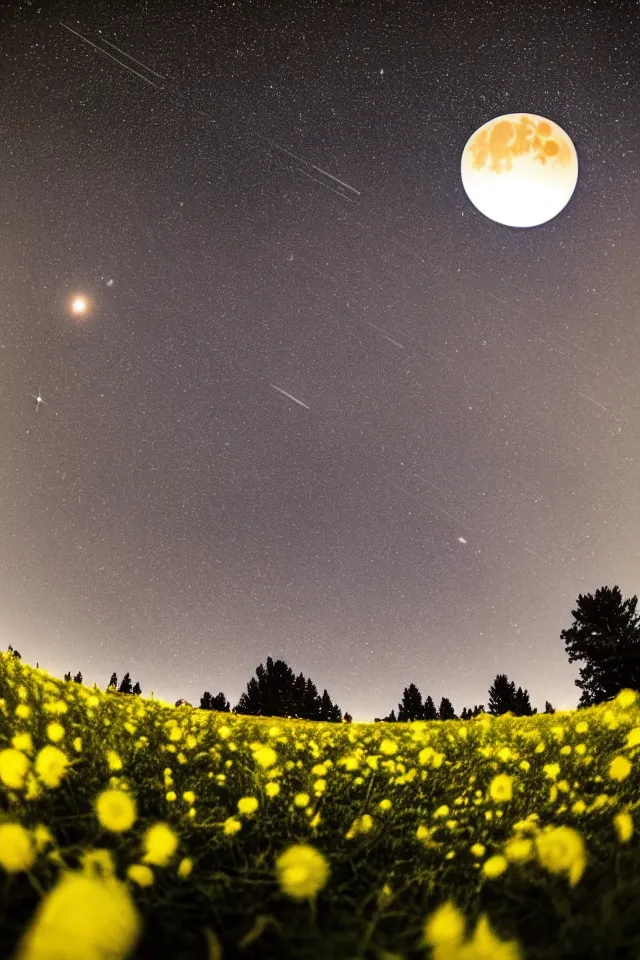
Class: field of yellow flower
1,652,640,960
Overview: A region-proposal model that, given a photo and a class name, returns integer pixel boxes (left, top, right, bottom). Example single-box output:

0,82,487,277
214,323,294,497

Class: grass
1,652,640,960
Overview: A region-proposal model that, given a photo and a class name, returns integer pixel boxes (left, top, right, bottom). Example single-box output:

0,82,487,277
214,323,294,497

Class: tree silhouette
544,700,555,714
7,645,21,660
210,692,230,712
343,712,353,723
118,672,133,695
73,672,83,684
319,689,342,722
512,686,534,716
64,672,72,682
381,708,397,722
488,674,517,715
397,683,424,722
107,672,118,690
200,691,212,710
233,657,341,720
234,657,300,718
561,585,640,707
423,695,438,721
438,697,456,721
132,681,142,696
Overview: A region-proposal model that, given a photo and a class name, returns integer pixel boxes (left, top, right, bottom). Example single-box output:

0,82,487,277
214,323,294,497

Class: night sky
2,0,640,720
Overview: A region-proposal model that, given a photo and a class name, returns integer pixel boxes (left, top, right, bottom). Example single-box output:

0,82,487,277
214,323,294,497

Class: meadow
1,651,640,960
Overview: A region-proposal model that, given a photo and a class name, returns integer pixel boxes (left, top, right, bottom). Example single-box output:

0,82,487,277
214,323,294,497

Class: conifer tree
512,686,534,716
561,585,640,706
544,700,555,714
200,691,212,710
423,695,438,720
132,681,142,695
397,683,424,721
210,692,230,712
488,674,517,715
118,672,133,695
107,672,118,690
73,672,83,684
382,708,397,722
438,697,456,720
64,672,72,682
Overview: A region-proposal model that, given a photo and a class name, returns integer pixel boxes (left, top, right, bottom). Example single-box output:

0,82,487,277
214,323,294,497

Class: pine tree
438,697,456,720
423,695,438,721
302,678,322,721
234,657,297,717
7,645,22,660
118,672,133,695
544,700,555,714
210,692,230,712
397,683,424,721
561,585,640,707
488,674,517,715
382,709,397,722
343,712,353,723
107,672,118,690
64,672,72,682
132,681,142,695
200,691,212,710
73,672,83,684
512,686,533,716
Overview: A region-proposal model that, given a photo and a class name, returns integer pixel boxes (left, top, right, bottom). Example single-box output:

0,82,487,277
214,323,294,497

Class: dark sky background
2,0,640,720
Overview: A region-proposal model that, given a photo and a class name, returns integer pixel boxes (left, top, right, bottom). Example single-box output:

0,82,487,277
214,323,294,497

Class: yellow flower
127,864,154,887
0,823,35,873
379,799,392,811
73,738,83,753
489,774,513,803
482,855,508,879
294,793,310,808
95,790,137,833
166,791,177,802
33,825,54,855
142,823,178,866
15,703,31,720
379,739,398,755
535,826,586,887
543,763,560,781
572,800,587,814
107,751,123,772
609,756,632,781
182,790,196,804
237,796,259,815
81,849,116,879
47,722,65,743
616,689,637,709
423,900,466,948
12,732,33,754
15,871,141,960
470,843,486,858
504,837,534,863
253,745,277,768
34,745,69,788
614,812,633,843
626,728,640,748
275,844,330,901
434,805,450,818
223,817,242,835
464,913,522,960
177,857,193,879
265,782,280,798
0,748,30,789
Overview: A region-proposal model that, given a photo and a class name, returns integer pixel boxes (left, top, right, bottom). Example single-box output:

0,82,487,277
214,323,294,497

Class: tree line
7,584,640,721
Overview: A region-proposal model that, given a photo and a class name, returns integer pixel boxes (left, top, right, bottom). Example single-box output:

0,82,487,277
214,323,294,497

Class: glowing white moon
461,114,578,228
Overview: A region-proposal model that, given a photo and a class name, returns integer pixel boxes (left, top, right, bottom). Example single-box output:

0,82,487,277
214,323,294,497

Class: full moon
460,114,578,228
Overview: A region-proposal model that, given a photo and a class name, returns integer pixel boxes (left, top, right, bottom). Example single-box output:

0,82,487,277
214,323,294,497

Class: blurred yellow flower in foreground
15,871,141,960
275,843,329,900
